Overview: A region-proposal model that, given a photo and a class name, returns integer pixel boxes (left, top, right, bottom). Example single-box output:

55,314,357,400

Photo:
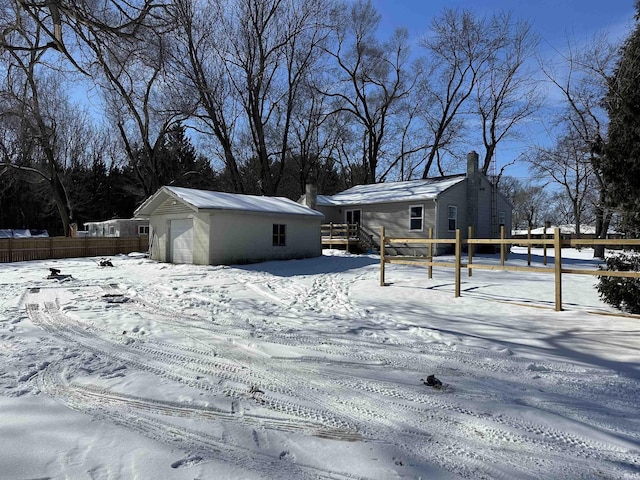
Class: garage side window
273,224,286,246
409,205,423,231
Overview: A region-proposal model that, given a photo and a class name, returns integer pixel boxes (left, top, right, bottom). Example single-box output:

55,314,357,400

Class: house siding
154,197,194,215
311,169,513,256
209,211,321,264
435,181,467,254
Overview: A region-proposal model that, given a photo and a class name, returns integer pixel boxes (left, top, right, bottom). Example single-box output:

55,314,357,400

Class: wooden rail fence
379,226,640,312
0,236,149,263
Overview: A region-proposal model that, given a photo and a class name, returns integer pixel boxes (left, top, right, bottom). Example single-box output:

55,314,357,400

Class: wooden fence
0,236,149,263
379,226,640,312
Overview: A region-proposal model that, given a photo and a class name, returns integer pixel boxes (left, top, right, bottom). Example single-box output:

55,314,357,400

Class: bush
596,252,640,314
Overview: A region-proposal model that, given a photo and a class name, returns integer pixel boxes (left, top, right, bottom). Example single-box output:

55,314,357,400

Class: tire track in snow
26,300,364,442
35,362,364,480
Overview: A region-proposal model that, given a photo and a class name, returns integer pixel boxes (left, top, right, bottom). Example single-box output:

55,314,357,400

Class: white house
82,218,149,238
301,151,512,255
134,186,324,265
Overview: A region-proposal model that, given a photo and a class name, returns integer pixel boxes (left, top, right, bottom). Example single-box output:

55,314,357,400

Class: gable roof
318,175,466,206
135,186,324,218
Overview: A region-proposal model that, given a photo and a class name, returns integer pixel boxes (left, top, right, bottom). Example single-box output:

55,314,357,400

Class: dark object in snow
99,258,114,267
103,293,129,304
422,375,443,389
47,268,72,280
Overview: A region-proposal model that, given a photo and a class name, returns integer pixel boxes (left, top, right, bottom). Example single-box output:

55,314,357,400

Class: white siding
209,211,321,264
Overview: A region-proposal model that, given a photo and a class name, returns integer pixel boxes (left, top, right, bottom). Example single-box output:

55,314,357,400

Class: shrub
596,252,640,314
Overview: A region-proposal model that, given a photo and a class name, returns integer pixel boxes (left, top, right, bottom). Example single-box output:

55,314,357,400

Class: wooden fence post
455,229,461,298
467,226,474,277
500,225,506,267
527,226,531,266
543,225,548,266
380,226,386,287
554,227,562,311
427,227,433,279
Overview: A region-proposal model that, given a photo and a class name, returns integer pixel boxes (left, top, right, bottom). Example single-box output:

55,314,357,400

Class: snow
316,176,466,206
513,224,622,236
136,186,324,217
1,248,639,479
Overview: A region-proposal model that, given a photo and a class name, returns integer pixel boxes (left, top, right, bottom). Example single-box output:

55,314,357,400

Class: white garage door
170,219,193,264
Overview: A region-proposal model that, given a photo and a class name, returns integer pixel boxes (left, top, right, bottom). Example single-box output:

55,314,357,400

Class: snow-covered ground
1,248,639,479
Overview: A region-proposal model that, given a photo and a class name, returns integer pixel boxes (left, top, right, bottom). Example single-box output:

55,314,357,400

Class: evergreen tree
604,2,640,232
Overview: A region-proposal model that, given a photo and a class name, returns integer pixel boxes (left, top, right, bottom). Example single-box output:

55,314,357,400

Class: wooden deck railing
321,223,361,252
321,223,359,239
0,236,149,263
379,226,640,312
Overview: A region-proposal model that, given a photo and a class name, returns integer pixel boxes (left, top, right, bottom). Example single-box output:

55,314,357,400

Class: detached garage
134,186,324,265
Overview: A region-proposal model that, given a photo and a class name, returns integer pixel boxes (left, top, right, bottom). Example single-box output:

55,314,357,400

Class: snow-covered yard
0,248,639,479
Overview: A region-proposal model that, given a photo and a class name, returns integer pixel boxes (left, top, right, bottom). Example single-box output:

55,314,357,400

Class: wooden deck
321,223,361,252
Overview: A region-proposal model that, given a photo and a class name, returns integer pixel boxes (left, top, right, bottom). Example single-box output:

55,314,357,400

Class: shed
134,186,324,265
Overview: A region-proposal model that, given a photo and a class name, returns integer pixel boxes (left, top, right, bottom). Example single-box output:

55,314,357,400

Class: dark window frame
273,224,286,246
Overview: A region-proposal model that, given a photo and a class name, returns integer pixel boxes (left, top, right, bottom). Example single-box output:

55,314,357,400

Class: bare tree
73,4,185,199
475,12,542,175
541,33,619,256
417,8,497,178
320,0,414,184
169,0,329,195
168,0,244,193
0,18,77,235
1,0,166,73
501,176,549,229
1,0,178,205
224,0,329,195
529,132,597,238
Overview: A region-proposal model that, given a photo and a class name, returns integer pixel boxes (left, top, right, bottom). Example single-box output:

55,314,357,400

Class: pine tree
604,2,640,232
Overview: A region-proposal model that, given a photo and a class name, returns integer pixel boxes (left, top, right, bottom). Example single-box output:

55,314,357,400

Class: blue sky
370,0,637,179
372,0,635,51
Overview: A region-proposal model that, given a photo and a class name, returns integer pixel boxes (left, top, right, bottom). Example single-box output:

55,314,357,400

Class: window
448,206,457,231
409,205,423,231
138,225,150,235
108,225,116,236
273,224,286,246
498,211,506,227
345,209,361,225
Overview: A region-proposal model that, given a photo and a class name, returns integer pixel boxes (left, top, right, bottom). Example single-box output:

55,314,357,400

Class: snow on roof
84,218,148,226
0,229,32,238
138,186,324,218
317,176,466,206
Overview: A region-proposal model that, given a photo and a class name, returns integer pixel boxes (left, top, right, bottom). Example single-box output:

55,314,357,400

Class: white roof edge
139,186,324,218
